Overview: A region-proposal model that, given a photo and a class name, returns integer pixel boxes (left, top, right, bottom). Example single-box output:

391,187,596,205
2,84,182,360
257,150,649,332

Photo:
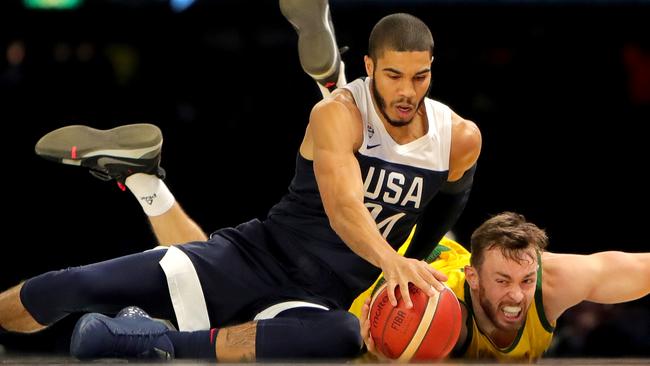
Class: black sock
166,329,217,360
0,325,7,334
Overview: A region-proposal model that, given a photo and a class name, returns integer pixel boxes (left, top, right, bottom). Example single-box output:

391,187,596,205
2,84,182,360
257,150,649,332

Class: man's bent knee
0,283,47,333
256,309,362,359
322,310,363,358
20,268,97,326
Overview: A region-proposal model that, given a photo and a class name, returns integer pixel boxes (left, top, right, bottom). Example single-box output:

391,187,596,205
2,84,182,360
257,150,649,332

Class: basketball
368,282,462,361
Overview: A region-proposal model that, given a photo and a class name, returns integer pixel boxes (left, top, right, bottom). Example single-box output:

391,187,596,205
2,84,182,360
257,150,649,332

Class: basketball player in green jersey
358,212,650,361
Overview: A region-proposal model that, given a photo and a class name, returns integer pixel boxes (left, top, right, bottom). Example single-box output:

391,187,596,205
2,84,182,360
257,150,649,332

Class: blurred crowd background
1,0,649,357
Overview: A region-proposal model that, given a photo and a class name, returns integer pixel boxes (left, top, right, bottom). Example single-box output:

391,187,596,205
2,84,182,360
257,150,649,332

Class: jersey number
365,202,405,238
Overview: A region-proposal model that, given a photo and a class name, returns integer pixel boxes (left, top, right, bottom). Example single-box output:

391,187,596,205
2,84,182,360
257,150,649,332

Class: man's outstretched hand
379,253,448,308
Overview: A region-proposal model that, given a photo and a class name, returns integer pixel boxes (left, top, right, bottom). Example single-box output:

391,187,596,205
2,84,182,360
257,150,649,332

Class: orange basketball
368,282,462,361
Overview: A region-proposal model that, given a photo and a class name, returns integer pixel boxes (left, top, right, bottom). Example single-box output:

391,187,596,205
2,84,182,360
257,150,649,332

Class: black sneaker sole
280,0,340,82
35,124,162,166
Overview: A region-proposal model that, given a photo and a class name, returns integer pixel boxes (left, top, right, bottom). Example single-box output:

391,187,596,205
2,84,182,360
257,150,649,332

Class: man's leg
0,284,43,333
280,0,347,97
35,124,207,245
71,306,362,361
148,202,207,245
254,307,362,360
0,249,174,333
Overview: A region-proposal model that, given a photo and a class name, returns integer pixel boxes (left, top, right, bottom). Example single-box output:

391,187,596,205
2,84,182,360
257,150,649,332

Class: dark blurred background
1,0,649,358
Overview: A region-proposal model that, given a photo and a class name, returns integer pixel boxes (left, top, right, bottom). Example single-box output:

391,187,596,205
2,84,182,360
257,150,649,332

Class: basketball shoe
280,0,347,95
70,306,174,360
35,124,165,187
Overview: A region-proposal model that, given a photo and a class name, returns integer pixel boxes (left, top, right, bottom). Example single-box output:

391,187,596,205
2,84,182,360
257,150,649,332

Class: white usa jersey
266,77,452,302
351,77,452,173
344,77,452,244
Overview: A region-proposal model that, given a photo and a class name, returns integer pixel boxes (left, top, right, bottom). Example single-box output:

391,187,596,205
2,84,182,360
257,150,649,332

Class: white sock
124,173,175,217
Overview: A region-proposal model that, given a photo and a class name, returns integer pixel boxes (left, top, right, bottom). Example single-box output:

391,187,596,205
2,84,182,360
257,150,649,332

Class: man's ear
465,265,479,290
364,55,374,76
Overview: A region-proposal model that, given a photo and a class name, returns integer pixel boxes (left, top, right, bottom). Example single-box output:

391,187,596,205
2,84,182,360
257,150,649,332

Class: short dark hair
368,13,434,61
470,212,548,268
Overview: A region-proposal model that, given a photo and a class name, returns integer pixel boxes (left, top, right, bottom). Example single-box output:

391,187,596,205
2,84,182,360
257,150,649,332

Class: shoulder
541,251,586,292
448,111,481,181
450,112,481,161
540,251,584,323
305,89,363,153
310,89,360,123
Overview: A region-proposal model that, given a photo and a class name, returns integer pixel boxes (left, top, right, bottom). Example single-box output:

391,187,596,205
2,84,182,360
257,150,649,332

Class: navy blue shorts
178,219,351,326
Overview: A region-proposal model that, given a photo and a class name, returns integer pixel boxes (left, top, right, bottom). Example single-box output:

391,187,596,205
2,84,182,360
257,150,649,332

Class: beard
371,72,430,128
478,285,526,332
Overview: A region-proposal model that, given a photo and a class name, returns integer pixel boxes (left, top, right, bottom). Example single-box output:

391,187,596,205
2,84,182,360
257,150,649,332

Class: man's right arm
308,97,445,307
310,99,392,267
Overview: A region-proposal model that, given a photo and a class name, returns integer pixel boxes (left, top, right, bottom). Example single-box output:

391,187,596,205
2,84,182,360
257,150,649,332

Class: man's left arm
544,251,650,322
404,113,481,260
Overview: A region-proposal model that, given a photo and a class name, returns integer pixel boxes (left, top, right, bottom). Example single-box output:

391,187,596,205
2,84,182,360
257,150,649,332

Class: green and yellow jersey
349,236,554,361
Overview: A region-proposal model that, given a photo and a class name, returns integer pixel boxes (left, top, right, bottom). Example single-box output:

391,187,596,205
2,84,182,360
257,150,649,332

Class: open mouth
501,305,522,321
395,105,413,118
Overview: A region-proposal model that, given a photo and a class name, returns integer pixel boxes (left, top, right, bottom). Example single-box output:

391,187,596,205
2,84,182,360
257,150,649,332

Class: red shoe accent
117,182,126,191
71,146,77,159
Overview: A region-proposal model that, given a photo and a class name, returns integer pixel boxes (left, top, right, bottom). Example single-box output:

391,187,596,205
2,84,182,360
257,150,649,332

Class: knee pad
21,268,87,325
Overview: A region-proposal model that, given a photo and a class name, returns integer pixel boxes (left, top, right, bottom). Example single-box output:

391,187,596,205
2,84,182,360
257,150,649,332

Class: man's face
474,247,538,331
365,50,432,127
